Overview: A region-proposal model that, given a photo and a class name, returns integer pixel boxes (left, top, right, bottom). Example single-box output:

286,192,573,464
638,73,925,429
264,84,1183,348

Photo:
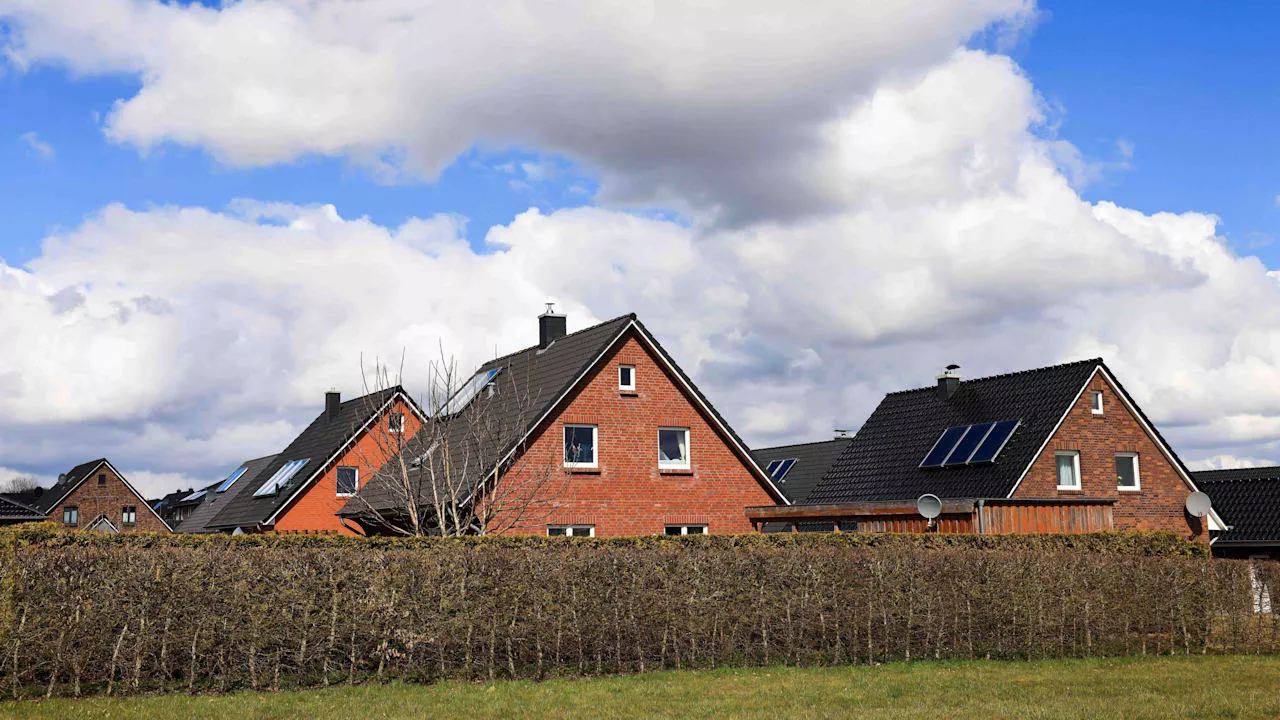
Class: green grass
2,656,1278,720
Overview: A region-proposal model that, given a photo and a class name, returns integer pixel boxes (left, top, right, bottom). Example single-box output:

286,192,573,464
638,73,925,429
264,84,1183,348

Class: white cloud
19,130,53,159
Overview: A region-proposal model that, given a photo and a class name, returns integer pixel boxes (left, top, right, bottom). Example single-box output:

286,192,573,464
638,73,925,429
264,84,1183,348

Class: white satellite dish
1185,491,1212,518
916,494,943,520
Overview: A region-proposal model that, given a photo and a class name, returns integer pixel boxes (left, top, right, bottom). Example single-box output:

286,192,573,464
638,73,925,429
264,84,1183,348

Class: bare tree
0,475,40,494
340,347,566,536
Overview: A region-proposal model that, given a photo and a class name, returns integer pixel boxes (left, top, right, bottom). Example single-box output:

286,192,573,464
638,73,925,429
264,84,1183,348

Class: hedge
0,526,1271,700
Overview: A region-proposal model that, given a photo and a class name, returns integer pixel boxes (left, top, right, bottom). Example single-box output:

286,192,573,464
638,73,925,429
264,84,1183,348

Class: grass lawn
2,655,1277,720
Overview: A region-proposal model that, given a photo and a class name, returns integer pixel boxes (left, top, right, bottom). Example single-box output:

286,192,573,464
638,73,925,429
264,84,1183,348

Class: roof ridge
479,313,636,368
753,437,854,452
1194,468,1280,482
884,357,1104,397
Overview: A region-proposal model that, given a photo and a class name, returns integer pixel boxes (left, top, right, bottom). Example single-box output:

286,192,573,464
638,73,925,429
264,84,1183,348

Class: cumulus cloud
2,2,1280,493
19,130,53,160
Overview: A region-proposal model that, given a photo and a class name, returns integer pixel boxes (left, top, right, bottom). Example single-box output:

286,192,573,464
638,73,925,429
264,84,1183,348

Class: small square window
564,425,598,468
659,428,690,469
63,506,78,526
664,524,707,535
548,525,594,537
121,506,136,525
1055,451,1081,490
1116,453,1140,490
389,413,405,434
336,467,358,496
1090,391,1104,415
97,473,107,486
619,365,636,391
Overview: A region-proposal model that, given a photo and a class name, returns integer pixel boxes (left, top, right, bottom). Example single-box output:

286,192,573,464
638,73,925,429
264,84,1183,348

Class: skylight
252,458,311,497
765,458,797,483
440,367,502,415
183,490,206,502
215,466,247,493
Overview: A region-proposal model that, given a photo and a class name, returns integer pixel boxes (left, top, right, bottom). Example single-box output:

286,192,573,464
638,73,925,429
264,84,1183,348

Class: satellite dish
916,494,943,520
1185,491,1212,518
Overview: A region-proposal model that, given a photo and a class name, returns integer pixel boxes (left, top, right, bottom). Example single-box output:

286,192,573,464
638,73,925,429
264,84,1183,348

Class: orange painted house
341,310,786,536
748,359,1227,538
204,388,424,534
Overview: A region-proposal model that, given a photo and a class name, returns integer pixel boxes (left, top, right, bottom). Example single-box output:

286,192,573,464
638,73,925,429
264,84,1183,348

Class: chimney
325,389,341,421
936,364,961,401
538,302,567,349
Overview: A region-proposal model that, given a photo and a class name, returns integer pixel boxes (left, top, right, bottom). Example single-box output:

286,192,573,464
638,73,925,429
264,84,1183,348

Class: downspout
976,499,985,535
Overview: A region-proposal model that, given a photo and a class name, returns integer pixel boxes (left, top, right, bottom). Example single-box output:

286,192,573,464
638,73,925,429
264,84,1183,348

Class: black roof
173,454,279,533
752,438,852,504
33,458,108,513
0,494,46,523
206,388,408,530
343,313,782,519
807,359,1102,504
1195,468,1280,544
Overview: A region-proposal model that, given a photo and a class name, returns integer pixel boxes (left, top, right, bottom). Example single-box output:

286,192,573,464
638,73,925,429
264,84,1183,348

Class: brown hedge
0,526,1271,700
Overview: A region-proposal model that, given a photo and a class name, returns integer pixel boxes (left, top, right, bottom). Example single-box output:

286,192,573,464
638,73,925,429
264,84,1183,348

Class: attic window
97,473,107,486
336,467,358,497
62,506,78,526
619,365,635,391
389,413,405,434
564,425,598,468
1090,391,1104,415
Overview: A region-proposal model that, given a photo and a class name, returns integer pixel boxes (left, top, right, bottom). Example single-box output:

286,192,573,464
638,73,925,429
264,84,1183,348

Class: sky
2,0,1280,497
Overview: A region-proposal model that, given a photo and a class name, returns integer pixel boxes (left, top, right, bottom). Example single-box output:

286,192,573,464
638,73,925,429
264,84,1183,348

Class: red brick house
341,310,787,536
748,359,1226,539
34,459,171,533
203,388,424,535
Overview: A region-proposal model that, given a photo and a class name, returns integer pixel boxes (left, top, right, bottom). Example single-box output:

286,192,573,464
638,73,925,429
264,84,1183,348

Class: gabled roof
206,388,413,530
751,438,852,504
807,359,1103,503
173,454,279,533
1195,468,1280,545
32,458,173,531
342,313,784,519
0,494,46,523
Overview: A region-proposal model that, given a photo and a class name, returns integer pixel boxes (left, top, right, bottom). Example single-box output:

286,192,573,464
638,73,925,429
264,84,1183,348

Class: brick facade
487,332,778,537
48,463,169,533
274,398,423,535
1013,372,1206,540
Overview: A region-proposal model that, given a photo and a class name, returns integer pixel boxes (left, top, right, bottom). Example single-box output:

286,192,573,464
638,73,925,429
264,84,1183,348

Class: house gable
45,460,171,533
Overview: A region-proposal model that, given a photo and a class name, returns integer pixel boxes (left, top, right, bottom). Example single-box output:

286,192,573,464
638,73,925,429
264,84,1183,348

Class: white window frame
619,365,636,391
388,412,405,434
664,524,707,535
547,525,595,537
1115,452,1141,491
1090,390,1104,415
335,466,359,497
564,424,599,469
658,427,691,470
121,506,136,525
1055,451,1081,490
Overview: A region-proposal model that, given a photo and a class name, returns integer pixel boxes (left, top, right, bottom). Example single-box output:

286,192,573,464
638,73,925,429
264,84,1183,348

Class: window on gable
619,365,636,391
1116,453,1140,490
1055,451,1081,490
658,428,690,469
63,506,78,526
389,413,405,434
664,524,707,535
548,525,594,537
97,473,107,486
1090,391,1104,415
122,506,136,525
336,467,358,496
564,425,598,468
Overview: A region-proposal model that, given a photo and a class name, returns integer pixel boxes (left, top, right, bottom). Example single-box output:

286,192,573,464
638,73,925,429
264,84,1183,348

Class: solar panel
967,419,1020,464
943,422,994,466
770,458,797,482
183,490,206,502
215,466,247,493
920,426,968,467
252,458,311,497
441,367,502,416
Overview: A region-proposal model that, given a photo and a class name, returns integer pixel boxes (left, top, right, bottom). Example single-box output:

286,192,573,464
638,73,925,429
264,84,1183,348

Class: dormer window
619,365,635,392
1090,391,1104,415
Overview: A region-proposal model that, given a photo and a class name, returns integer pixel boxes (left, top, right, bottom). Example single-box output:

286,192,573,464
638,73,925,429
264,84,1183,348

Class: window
619,365,636,391
1090,391,1104,415
62,506,78,525
1055,451,1081,490
664,524,707,535
121,506,136,525
253,458,311,497
336,467,358,496
1116,453,1140,490
97,473,107,486
547,525,594,537
564,424,598,468
388,413,405,434
658,428,690,469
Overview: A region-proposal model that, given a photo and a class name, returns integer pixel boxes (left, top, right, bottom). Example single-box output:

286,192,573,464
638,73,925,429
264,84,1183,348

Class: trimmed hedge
0,526,1270,700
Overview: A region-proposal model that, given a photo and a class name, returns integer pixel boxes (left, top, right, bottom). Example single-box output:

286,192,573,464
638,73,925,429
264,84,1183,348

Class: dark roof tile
1195,468,1280,544
752,438,852,504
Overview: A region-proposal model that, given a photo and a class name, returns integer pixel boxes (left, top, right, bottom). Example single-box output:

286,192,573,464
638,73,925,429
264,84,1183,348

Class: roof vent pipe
538,302,567,349
325,389,341,421
936,364,961,401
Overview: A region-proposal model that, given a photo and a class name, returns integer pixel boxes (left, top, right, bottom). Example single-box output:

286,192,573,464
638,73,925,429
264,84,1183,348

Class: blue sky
3,1,1276,266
